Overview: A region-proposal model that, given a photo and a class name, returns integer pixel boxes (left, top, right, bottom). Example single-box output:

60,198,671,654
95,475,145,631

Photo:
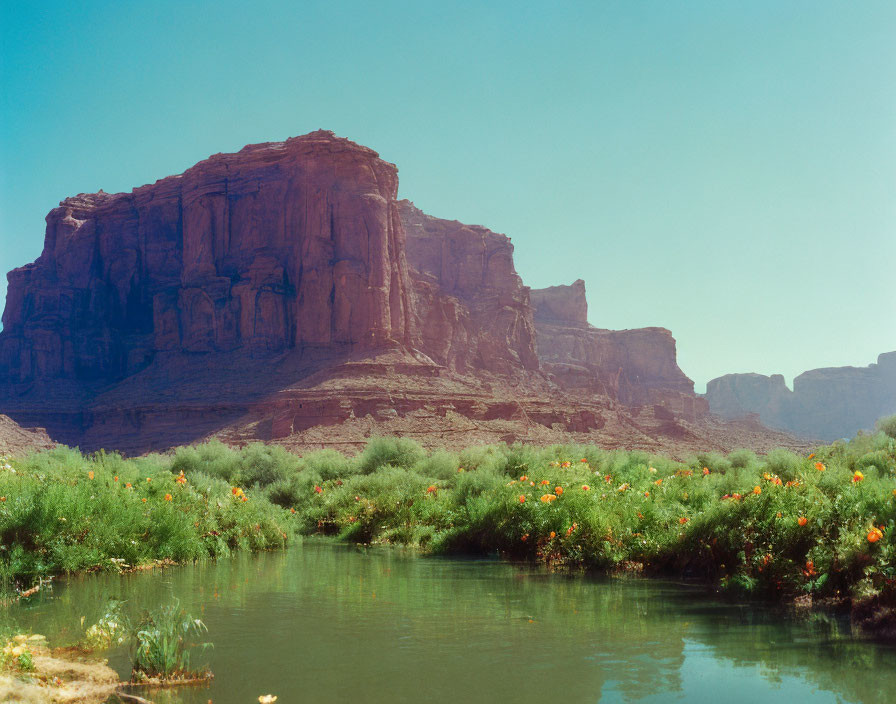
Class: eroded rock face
0,131,414,384
0,131,730,452
400,200,539,375
705,352,896,440
530,281,705,420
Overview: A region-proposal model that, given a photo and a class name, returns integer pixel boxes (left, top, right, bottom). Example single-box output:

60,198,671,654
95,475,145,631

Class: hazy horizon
2,1,894,392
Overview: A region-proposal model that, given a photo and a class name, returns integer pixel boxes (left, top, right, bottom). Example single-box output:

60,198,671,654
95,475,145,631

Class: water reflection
4,540,895,703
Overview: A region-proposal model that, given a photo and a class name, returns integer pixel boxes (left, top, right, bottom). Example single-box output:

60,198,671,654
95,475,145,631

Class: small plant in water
130,600,212,684
84,598,129,649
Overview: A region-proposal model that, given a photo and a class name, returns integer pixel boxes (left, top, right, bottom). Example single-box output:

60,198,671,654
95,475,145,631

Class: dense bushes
0,446,292,590
2,416,896,605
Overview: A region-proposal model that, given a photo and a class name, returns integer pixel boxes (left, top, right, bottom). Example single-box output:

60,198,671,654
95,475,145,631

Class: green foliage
0,445,292,587
2,431,895,609
876,414,896,440
356,436,426,474
131,600,210,681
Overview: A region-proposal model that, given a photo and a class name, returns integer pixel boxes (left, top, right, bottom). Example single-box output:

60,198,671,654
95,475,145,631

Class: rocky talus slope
0,131,808,455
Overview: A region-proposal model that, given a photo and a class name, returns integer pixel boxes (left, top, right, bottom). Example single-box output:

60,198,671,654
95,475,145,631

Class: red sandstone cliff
0,131,796,455
400,200,539,375
0,131,414,384
530,281,706,421
706,352,896,440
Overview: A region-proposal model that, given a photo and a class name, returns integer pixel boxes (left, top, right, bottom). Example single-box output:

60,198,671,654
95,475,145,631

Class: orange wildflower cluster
679,517,689,525
852,471,864,483
426,485,438,494
702,467,710,476
554,486,563,496
518,495,526,503
798,516,808,526
540,479,550,486
803,560,817,577
566,523,577,536
164,493,172,501
868,526,884,543
175,471,187,485
815,462,826,472
88,471,94,480
581,485,590,491
519,475,528,482
540,494,557,503
753,486,762,495
561,461,571,468
314,485,323,494
762,473,782,486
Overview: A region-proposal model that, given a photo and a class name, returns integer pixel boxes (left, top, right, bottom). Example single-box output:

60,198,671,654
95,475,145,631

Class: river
5,539,896,703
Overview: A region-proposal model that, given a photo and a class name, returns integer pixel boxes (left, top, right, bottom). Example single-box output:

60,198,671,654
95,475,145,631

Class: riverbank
2,423,894,633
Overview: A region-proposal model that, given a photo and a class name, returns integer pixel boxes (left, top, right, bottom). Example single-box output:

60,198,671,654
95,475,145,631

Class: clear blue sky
2,1,894,391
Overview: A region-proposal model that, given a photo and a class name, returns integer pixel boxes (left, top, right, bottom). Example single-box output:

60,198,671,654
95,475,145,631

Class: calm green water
5,540,896,703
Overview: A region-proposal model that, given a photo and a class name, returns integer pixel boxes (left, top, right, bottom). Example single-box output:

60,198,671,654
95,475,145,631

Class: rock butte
0,131,807,455
705,352,896,441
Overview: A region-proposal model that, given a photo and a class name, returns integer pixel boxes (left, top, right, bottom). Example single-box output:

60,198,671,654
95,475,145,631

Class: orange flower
753,486,761,495
554,486,563,496
141,498,147,503
529,481,535,487
314,486,323,494
519,495,526,503
580,458,588,463
654,479,663,486
679,517,689,524
540,479,550,486
852,471,864,483
604,475,612,483
521,533,529,542
125,482,132,489
232,487,243,497
549,531,556,539
241,496,248,502
868,526,884,543
290,508,296,514
164,493,172,501
0,497,5,502
519,475,528,482
776,511,783,518
617,483,629,492
540,494,557,503
88,471,94,480
644,491,650,497
815,462,825,472
426,485,438,494
175,474,187,485
113,476,119,482
798,516,808,526
561,461,571,468
566,524,577,536
146,477,151,483
803,560,816,577
702,467,710,475
581,485,590,491
808,453,815,460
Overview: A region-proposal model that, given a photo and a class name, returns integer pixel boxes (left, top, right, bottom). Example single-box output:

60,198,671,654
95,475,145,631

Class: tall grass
131,601,211,682
2,419,895,606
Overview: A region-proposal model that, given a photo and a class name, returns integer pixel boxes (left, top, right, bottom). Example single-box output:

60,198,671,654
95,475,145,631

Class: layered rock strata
0,131,413,384
529,281,706,421
0,130,783,454
706,352,896,440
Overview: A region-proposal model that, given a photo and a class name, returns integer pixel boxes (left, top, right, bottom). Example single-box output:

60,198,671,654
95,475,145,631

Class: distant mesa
0,131,805,454
705,352,896,441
